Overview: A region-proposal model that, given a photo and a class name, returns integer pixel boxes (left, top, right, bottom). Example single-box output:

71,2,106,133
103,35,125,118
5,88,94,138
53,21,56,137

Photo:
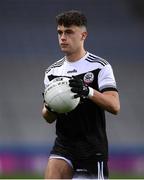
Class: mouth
60,43,68,47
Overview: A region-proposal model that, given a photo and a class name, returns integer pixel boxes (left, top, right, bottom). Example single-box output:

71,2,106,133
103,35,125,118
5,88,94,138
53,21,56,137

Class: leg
44,158,73,179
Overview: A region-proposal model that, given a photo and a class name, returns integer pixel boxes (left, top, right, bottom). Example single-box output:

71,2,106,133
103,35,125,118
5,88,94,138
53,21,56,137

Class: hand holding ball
44,77,80,113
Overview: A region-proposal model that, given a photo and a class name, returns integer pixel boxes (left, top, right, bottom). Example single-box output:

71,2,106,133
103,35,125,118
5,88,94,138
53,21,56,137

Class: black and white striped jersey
44,52,118,160
44,52,117,92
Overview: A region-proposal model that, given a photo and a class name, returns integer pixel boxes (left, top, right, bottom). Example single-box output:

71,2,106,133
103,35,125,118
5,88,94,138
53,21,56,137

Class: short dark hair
56,10,87,27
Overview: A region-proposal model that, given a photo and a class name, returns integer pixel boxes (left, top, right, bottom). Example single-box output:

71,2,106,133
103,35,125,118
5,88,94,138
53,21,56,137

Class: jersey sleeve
98,64,117,92
44,71,51,88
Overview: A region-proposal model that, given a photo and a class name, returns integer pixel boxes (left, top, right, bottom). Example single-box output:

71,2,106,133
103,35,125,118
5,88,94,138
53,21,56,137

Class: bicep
103,90,119,100
98,64,117,92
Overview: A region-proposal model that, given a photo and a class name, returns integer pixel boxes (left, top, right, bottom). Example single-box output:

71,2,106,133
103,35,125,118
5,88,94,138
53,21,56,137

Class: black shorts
73,160,108,179
49,138,109,179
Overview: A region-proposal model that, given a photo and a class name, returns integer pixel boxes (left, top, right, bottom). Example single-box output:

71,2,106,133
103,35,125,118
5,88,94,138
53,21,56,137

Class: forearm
89,90,120,115
69,76,120,114
42,105,57,123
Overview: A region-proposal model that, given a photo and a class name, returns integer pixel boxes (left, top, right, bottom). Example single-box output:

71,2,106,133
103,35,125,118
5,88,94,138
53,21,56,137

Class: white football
44,77,80,113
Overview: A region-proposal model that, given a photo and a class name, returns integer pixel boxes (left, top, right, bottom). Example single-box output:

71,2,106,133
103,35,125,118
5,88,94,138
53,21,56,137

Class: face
57,25,87,55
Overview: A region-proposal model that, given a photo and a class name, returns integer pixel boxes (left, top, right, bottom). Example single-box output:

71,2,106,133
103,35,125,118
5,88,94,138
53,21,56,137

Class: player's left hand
42,92,58,115
69,76,94,98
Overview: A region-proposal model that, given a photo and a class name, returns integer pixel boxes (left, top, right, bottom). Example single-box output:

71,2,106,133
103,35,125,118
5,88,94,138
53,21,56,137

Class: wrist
44,104,58,116
45,104,53,112
88,87,94,98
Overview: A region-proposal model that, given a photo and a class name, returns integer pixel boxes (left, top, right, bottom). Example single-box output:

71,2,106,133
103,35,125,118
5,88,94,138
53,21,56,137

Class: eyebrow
57,29,75,33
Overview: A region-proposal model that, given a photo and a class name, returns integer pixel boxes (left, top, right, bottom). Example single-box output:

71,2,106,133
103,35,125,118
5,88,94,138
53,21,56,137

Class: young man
42,10,120,179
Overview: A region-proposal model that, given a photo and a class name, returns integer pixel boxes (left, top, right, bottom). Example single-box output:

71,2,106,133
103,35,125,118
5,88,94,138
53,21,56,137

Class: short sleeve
44,72,50,88
98,64,117,92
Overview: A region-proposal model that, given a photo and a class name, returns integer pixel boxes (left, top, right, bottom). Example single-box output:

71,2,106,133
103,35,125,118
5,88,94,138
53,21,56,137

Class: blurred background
0,0,144,178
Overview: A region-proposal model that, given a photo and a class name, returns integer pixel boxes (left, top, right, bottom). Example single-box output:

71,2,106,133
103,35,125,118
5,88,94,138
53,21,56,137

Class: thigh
45,158,73,179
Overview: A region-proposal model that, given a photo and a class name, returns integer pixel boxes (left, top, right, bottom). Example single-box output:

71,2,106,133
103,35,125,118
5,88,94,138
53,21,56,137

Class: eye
65,30,74,34
57,30,63,35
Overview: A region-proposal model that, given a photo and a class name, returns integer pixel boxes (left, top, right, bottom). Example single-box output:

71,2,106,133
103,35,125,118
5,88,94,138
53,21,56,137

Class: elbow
111,104,120,115
42,107,56,124
42,113,52,124
112,109,119,115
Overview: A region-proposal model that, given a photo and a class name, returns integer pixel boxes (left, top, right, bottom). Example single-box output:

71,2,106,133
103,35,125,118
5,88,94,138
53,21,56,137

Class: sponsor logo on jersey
67,69,77,73
83,72,94,84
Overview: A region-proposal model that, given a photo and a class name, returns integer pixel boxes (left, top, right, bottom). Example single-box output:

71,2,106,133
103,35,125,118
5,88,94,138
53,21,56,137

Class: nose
60,33,66,41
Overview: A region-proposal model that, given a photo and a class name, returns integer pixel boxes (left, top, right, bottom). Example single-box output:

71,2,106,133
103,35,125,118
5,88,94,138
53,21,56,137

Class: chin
61,48,69,54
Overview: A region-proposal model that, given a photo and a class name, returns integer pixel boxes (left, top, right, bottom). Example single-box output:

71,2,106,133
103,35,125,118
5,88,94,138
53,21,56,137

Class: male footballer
42,10,120,179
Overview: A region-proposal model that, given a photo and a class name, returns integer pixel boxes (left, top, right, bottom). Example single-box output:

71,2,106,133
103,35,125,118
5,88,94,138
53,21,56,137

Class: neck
66,48,86,62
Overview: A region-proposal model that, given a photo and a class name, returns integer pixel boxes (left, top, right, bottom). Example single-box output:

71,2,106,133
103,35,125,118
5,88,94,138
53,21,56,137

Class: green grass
0,173,42,179
109,172,144,179
0,172,144,179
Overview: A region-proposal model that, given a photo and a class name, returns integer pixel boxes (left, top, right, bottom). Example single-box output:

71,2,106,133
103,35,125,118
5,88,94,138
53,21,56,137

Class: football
44,77,80,113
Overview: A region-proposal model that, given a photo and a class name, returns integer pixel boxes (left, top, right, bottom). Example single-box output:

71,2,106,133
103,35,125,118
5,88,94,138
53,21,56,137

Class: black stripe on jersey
89,54,108,65
46,58,65,73
47,74,70,81
100,87,118,93
87,54,108,66
86,56,95,60
86,57,106,66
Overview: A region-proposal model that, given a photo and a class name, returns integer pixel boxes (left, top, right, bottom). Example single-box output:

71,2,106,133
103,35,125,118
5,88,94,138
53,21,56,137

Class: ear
81,31,88,40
